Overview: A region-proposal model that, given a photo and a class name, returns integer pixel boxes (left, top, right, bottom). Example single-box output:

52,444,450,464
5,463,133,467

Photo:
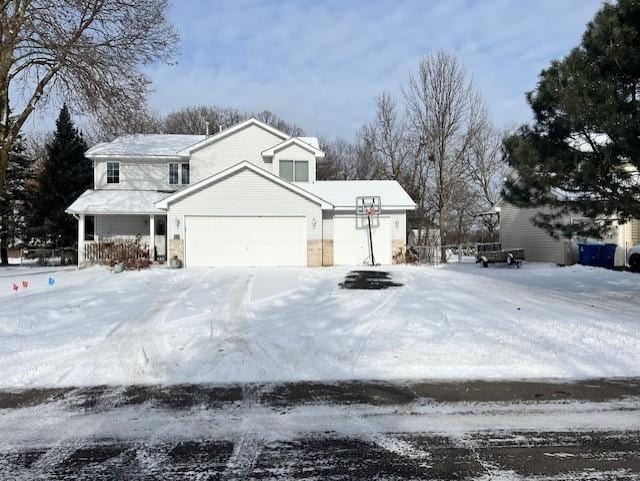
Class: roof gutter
86,154,188,161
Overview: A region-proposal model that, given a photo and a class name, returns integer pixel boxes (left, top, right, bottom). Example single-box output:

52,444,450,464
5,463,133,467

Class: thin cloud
27,0,605,138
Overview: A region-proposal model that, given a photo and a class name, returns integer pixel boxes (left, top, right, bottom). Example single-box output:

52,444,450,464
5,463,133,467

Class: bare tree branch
0,0,178,194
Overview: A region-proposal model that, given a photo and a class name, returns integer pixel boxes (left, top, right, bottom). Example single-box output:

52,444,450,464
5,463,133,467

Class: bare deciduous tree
253,110,304,137
362,92,410,181
318,133,378,181
404,51,483,261
467,112,508,209
160,105,243,136
0,0,178,195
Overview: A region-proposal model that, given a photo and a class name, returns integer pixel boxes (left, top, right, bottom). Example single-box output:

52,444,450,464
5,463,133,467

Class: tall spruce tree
503,0,640,239
0,136,34,264
29,105,92,247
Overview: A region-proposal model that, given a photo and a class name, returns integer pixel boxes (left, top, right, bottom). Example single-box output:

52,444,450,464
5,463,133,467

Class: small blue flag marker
48,277,55,286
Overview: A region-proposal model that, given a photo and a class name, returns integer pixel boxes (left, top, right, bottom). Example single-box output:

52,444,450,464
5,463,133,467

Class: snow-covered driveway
1,263,639,387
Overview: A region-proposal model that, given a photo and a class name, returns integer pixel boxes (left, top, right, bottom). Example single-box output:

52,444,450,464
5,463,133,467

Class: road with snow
1,379,640,480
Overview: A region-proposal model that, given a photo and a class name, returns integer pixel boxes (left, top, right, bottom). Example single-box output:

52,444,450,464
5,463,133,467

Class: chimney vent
205,121,210,136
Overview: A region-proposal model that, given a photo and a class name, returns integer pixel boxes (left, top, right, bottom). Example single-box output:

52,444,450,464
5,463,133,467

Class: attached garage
156,163,330,267
333,216,392,265
185,215,307,267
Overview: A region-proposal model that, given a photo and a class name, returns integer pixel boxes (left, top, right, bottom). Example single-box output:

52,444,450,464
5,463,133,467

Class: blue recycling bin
599,243,617,270
578,244,602,266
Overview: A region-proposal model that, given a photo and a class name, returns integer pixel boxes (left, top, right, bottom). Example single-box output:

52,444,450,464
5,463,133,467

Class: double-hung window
106,161,119,184
279,160,309,182
181,163,190,185
169,163,179,185
169,162,189,185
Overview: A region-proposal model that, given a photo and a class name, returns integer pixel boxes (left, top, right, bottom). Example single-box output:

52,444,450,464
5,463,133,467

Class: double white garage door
184,215,392,267
186,216,307,267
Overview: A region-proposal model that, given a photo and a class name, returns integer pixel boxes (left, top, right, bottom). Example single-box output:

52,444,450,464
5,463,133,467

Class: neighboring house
501,135,640,266
500,202,640,266
66,118,416,267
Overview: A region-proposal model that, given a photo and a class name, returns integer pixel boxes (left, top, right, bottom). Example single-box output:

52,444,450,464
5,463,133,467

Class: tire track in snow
221,384,264,480
7,386,127,480
128,270,213,384
349,286,403,375
52,271,210,386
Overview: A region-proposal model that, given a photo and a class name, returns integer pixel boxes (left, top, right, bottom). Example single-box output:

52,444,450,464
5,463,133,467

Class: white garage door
333,216,392,265
185,216,307,267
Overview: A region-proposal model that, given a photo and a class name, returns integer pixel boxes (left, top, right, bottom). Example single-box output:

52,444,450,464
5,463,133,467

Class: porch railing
84,239,149,265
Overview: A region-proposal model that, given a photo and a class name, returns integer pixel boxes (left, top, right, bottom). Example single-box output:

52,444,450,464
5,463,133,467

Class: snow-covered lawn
0,263,639,387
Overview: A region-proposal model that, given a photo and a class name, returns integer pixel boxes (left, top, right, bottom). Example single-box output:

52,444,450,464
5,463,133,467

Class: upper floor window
169,163,179,185
181,163,190,185
280,160,309,182
106,161,119,184
169,162,189,185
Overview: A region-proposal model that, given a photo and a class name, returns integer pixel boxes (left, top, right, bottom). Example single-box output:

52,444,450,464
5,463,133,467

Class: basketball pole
367,212,375,266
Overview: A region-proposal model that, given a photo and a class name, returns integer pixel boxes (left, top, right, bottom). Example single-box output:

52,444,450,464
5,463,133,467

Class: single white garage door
185,216,307,267
333,216,392,265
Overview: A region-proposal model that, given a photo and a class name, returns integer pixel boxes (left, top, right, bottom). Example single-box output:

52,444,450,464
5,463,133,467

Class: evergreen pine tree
0,136,35,265
503,0,640,239
29,105,92,247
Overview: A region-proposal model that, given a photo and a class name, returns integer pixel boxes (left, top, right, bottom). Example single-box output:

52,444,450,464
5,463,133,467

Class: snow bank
0,263,639,387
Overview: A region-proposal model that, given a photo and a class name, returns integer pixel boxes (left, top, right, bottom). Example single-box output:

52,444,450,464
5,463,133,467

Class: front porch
66,189,172,267
78,214,168,266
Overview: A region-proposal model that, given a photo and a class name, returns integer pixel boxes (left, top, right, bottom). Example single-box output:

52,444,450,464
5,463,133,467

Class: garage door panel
333,216,392,265
186,216,307,267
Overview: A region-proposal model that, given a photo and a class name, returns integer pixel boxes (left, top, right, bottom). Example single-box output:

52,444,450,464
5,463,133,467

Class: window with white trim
279,160,309,182
169,163,179,185
106,161,119,184
169,162,189,185
181,163,190,184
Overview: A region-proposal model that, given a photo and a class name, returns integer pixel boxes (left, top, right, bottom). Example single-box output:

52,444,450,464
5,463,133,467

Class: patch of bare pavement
1,379,639,480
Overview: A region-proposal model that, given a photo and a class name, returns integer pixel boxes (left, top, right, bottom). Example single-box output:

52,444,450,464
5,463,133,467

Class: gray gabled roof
86,134,205,158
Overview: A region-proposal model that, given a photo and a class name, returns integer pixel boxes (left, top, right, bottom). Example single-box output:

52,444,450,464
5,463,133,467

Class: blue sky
27,0,606,139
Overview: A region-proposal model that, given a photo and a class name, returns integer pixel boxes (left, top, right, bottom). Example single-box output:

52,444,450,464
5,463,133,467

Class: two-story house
66,117,416,267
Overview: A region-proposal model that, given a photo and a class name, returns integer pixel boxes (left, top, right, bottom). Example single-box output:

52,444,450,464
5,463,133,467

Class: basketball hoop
364,206,378,217
356,196,381,217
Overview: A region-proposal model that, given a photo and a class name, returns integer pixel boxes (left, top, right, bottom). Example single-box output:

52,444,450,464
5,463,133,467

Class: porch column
78,214,85,267
149,214,155,261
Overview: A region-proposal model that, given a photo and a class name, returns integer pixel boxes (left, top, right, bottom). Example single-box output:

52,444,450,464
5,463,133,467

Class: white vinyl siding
189,124,286,182
185,216,306,267
95,158,185,191
167,167,323,244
